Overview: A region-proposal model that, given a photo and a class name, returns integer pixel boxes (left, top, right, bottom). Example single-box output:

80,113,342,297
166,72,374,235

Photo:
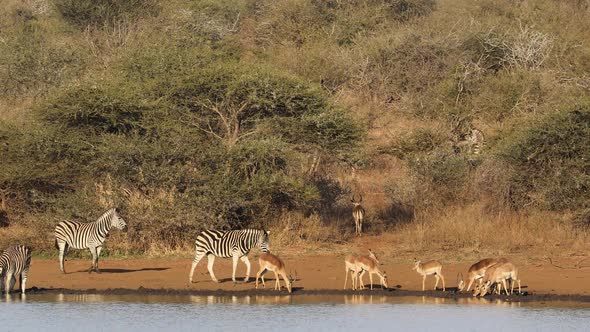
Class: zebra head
110,208,128,232
258,230,270,253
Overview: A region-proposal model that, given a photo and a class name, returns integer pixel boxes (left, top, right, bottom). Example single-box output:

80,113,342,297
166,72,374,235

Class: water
1,294,589,332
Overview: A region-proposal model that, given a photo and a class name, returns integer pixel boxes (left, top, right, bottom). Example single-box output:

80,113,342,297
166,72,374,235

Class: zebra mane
96,208,117,224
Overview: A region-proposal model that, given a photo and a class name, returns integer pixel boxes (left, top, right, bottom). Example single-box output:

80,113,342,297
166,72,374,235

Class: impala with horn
351,193,365,236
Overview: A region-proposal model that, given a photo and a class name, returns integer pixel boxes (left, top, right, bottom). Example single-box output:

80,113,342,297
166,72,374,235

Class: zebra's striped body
54,208,127,274
189,229,270,284
0,245,32,294
453,128,485,155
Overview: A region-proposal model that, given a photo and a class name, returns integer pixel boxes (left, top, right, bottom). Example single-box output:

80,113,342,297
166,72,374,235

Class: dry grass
269,203,589,262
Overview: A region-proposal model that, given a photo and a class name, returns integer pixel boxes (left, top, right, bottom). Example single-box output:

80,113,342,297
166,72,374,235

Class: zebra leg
57,241,67,274
20,269,29,294
189,249,207,284
240,255,251,283
231,254,239,283
5,272,13,293
9,275,16,293
88,247,98,273
206,254,219,283
95,246,103,273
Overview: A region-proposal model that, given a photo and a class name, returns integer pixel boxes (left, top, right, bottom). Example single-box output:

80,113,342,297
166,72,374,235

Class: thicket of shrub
497,104,590,211
53,0,159,28
1,60,363,251
0,9,86,98
2,0,590,254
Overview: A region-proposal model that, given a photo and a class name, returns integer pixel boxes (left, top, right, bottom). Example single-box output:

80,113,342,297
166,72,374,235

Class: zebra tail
54,239,58,250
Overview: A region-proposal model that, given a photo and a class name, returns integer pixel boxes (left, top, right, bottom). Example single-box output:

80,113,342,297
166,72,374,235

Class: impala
344,250,388,290
473,262,521,297
458,257,509,292
351,194,365,236
255,251,293,293
413,258,445,291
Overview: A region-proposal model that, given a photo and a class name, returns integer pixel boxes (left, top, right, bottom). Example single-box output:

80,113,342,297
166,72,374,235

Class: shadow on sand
74,268,170,274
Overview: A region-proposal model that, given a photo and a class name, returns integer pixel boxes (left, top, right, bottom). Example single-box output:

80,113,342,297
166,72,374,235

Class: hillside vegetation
1,0,589,257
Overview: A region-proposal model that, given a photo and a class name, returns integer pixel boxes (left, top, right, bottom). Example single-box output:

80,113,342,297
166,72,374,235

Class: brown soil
25,252,590,302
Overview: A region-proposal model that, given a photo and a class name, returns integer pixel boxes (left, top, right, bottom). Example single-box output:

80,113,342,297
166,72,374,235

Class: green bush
408,151,471,202
383,0,437,21
53,0,159,28
387,128,447,159
0,17,86,98
1,61,364,239
497,104,590,211
41,86,154,135
364,33,451,94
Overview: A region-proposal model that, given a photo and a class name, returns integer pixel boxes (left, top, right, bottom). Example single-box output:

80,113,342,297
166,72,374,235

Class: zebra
452,128,485,155
189,229,270,284
54,207,127,274
0,244,32,294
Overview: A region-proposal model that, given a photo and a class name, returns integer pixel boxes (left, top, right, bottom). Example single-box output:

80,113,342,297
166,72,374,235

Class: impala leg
422,275,426,291
359,270,366,289
344,268,349,290
502,280,509,295
434,274,440,290
465,278,475,292
359,218,363,235
255,268,266,289
467,278,482,292
240,256,251,283
440,273,445,291
369,272,374,290
274,271,280,291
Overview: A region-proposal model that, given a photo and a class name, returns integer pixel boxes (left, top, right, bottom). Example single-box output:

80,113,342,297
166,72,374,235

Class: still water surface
1,294,589,331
